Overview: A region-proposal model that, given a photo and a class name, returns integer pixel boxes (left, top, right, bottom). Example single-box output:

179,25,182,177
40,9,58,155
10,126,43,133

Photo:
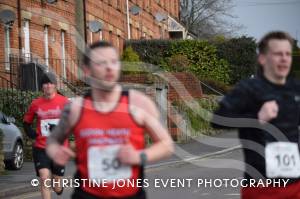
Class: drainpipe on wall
75,0,86,65
83,0,87,43
17,0,22,56
126,0,131,39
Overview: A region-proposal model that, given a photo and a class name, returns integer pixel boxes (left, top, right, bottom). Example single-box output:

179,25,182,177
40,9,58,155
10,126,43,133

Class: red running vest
73,91,145,197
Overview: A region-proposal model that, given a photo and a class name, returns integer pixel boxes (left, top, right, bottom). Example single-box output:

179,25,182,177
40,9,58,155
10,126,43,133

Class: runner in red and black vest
23,72,69,199
46,41,174,199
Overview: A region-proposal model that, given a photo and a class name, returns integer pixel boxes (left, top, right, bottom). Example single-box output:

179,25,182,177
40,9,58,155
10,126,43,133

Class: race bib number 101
265,142,300,178
88,145,132,182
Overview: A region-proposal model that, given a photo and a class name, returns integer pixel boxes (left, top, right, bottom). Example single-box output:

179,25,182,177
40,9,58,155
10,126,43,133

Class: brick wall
165,72,203,102
120,72,203,141
0,0,180,78
0,1,78,78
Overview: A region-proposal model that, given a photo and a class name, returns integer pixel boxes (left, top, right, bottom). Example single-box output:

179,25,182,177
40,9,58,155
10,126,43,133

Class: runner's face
86,47,120,91
259,39,292,80
42,82,56,96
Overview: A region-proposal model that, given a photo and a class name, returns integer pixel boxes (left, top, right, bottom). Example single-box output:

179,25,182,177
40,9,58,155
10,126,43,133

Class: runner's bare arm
46,98,82,165
47,103,72,144
128,90,174,164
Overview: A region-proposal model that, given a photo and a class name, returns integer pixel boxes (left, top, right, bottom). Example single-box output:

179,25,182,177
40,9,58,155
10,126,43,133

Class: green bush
173,95,220,138
122,46,140,62
0,89,41,127
166,54,189,72
168,40,231,83
126,39,232,84
125,40,170,67
212,36,257,84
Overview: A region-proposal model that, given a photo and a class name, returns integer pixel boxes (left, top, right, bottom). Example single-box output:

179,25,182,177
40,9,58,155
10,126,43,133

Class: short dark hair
83,41,116,67
258,31,294,54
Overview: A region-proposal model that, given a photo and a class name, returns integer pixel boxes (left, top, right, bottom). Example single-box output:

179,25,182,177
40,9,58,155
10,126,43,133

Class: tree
180,0,242,38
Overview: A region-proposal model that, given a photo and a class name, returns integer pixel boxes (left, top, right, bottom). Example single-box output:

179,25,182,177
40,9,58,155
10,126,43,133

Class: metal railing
0,54,86,96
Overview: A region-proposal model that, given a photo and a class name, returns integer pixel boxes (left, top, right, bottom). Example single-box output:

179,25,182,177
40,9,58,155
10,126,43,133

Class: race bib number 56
265,142,300,178
88,145,132,182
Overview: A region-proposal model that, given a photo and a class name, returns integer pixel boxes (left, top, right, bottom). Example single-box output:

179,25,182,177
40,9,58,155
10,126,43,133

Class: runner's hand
258,100,279,124
117,144,140,165
46,143,75,166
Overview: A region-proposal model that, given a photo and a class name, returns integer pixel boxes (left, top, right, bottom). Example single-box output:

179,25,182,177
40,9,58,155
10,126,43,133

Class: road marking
147,145,242,170
224,193,240,196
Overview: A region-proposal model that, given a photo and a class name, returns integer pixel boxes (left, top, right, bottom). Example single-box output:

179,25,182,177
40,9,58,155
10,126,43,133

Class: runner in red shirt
46,41,174,199
23,72,69,199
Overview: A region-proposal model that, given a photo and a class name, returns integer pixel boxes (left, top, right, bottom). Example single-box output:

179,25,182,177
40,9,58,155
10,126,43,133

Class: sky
230,0,300,42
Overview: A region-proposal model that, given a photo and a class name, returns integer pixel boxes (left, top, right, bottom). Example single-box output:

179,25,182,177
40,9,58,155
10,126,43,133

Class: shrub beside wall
126,37,258,85
212,36,257,84
0,89,41,127
126,40,231,84
172,95,220,139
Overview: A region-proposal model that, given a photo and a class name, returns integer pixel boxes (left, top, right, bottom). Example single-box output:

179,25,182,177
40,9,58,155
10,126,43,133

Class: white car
0,111,24,170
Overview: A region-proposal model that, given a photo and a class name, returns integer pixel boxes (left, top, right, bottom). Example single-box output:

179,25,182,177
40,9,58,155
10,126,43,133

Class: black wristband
139,151,147,166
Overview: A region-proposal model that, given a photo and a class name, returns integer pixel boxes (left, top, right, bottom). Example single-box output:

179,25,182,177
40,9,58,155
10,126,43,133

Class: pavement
0,131,241,198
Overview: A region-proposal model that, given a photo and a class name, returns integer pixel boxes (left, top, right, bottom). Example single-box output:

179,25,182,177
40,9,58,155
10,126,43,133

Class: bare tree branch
180,0,242,38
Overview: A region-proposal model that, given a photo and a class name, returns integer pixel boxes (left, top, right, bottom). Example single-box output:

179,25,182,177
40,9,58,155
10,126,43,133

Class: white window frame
44,26,49,67
99,30,103,40
4,26,11,70
90,31,93,44
61,30,66,79
23,20,31,62
117,35,120,48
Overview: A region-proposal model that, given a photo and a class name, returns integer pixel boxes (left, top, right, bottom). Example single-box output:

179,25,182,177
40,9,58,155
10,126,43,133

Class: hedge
0,89,41,127
173,95,220,140
126,39,231,84
126,37,258,85
212,36,257,84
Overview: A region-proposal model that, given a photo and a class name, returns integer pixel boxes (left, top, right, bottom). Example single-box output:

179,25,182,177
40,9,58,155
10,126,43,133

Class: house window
90,31,93,44
129,24,133,39
23,20,31,62
61,30,66,78
99,30,103,40
44,26,49,67
4,26,11,70
109,31,113,43
117,35,120,48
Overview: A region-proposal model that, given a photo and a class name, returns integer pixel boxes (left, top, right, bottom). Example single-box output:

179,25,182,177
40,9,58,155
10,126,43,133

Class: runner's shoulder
235,76,263,93
65,96,84,126
129,90,159,118
31,96,44,105
288,77,300,89
56,93,68,99
129,90,154,106
68,96,84,114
